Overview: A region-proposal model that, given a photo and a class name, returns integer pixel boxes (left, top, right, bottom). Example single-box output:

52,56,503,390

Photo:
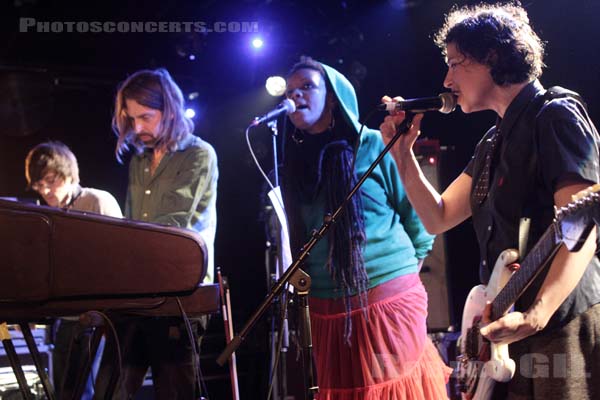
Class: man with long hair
99,68,218,399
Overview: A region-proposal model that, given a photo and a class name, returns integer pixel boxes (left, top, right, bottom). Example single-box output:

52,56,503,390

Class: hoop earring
328,112,335,131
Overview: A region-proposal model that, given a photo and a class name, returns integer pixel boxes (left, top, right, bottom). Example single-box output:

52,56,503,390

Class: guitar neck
490,223,561,320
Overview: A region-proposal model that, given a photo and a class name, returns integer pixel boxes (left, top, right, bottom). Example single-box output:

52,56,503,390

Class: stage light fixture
265,76,286,97
185,108,196,119
251,37,264,49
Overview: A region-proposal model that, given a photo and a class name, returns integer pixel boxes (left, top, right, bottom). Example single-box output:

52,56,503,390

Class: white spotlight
252,37,264,49
185,108,196,119
265,76,286,97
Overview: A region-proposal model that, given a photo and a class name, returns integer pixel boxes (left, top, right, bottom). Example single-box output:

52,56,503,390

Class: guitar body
455,185,600,399
457,249,519,400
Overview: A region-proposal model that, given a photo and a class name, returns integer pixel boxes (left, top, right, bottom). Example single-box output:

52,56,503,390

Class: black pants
95,316,208,400
52,319,102,400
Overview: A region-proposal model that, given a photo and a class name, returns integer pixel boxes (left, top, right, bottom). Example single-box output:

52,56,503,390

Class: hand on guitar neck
479,299,544,345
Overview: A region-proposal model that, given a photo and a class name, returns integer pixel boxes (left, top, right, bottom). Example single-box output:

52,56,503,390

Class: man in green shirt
98,68,218,399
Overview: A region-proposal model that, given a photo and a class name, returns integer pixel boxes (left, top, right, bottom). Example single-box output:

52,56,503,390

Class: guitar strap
543,86,586,109
519,85,588,256
518,217,531,257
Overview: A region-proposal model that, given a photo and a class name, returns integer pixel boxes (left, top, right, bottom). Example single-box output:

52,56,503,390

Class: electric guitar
456,184,600,400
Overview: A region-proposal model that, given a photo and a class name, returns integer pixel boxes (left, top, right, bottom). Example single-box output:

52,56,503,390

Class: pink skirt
309,274,452,400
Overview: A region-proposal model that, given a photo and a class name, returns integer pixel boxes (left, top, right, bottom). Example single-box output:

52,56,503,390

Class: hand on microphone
379,95,424,162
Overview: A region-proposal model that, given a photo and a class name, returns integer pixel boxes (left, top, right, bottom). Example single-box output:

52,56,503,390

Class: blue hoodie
283,62,434,299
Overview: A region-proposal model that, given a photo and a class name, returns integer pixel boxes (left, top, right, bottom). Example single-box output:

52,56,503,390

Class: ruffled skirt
309,274,452,400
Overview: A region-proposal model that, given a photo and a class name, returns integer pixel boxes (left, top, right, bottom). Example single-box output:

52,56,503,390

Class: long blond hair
112,68,194,162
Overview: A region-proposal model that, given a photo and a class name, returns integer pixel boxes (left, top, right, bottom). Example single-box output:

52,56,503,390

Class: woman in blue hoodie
281,56,451,399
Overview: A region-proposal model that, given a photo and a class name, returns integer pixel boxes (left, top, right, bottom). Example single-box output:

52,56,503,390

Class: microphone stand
268,120,280,188
218,113,416,400
266,119,290,400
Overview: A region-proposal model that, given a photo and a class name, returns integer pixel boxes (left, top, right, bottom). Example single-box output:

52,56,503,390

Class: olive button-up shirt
126,134,218,283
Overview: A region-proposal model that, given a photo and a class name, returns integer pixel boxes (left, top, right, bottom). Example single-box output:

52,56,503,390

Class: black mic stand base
289,268,318,400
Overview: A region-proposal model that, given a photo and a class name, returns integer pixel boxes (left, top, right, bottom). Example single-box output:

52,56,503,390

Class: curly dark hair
433,1,545,86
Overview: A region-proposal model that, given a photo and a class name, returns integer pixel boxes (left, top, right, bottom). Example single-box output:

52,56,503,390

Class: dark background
1,0,599,398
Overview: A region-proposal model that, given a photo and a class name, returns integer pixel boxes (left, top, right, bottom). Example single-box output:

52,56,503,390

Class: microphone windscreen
438,92,457,114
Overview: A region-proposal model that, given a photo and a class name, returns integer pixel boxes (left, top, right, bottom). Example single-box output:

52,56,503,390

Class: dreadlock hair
282,57,368,343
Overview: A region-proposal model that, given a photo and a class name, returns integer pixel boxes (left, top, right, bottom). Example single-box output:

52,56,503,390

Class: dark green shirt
126,134,218,282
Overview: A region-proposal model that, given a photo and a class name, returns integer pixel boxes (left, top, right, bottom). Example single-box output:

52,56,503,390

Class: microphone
379,93,457,114
251,99,296,126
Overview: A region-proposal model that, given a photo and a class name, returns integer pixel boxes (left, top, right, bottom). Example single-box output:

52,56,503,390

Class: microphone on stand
379,93,457,114
251,99,296,126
